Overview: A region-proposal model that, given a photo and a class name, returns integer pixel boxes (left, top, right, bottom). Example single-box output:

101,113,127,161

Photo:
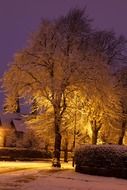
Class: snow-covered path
0,161,127,190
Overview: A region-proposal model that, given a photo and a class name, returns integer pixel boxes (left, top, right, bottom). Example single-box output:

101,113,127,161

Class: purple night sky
0,0,127,109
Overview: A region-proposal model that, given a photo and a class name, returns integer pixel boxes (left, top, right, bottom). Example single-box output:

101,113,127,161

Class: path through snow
0,161,127,190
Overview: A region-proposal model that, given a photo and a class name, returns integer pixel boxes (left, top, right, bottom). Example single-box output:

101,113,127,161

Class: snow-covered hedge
75,145,127,178
0,147,52,161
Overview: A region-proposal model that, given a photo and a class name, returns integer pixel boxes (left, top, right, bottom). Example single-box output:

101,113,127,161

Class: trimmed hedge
0,147,52,161
75,145,127,179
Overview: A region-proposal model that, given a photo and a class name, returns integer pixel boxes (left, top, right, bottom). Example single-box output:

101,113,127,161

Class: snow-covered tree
2,65,21,113
90,30,127,66
76,55,122,145
2,8,93,167
2,8,124,166
115,67,127,145
85,29,127,144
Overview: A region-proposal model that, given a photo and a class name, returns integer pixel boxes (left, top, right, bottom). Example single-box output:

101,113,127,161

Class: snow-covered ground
0,161,127,190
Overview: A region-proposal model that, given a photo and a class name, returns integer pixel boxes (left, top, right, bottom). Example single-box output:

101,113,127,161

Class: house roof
13,119,26,133
0,113,26,132
0,112,22,120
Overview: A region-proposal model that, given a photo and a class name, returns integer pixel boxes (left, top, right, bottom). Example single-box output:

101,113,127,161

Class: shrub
0,147,52,161
75,145,127,178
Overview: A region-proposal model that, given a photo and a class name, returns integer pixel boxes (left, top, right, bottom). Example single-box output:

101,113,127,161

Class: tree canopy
2,8,127,167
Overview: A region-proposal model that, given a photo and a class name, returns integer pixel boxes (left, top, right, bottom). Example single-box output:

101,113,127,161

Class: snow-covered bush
75,145,127,178
0,147,52,161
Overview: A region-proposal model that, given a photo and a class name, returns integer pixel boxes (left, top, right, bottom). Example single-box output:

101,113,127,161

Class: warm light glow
85,122,92,138
0,129,5,147
0,161,73,171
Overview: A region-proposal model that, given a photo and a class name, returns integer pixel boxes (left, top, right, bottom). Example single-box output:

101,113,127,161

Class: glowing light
0,161,73,171
0,129,5,147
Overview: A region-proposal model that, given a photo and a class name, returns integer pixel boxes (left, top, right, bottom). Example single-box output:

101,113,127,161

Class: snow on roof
0,113,26,132
0,114,12,128
13,119,26,133
0,113,22,120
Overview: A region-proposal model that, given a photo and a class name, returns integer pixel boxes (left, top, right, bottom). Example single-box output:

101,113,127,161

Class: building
0,113,26,147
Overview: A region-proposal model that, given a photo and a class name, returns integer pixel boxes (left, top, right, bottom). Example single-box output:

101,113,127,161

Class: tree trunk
52,112,62,167
64,138,68,162
92,129,98,144
91,120,101,145
118,121,126,145
52,92,66,167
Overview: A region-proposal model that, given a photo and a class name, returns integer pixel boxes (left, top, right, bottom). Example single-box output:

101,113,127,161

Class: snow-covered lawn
0,161,127,190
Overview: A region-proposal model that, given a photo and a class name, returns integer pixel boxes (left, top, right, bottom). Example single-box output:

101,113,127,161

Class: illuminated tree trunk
91,120,101,145
92,129,98,144
118,121,126,145
52,92,67,167
52,110,62,167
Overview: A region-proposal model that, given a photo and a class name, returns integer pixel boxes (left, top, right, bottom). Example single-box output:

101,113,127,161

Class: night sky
0,0,127,109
